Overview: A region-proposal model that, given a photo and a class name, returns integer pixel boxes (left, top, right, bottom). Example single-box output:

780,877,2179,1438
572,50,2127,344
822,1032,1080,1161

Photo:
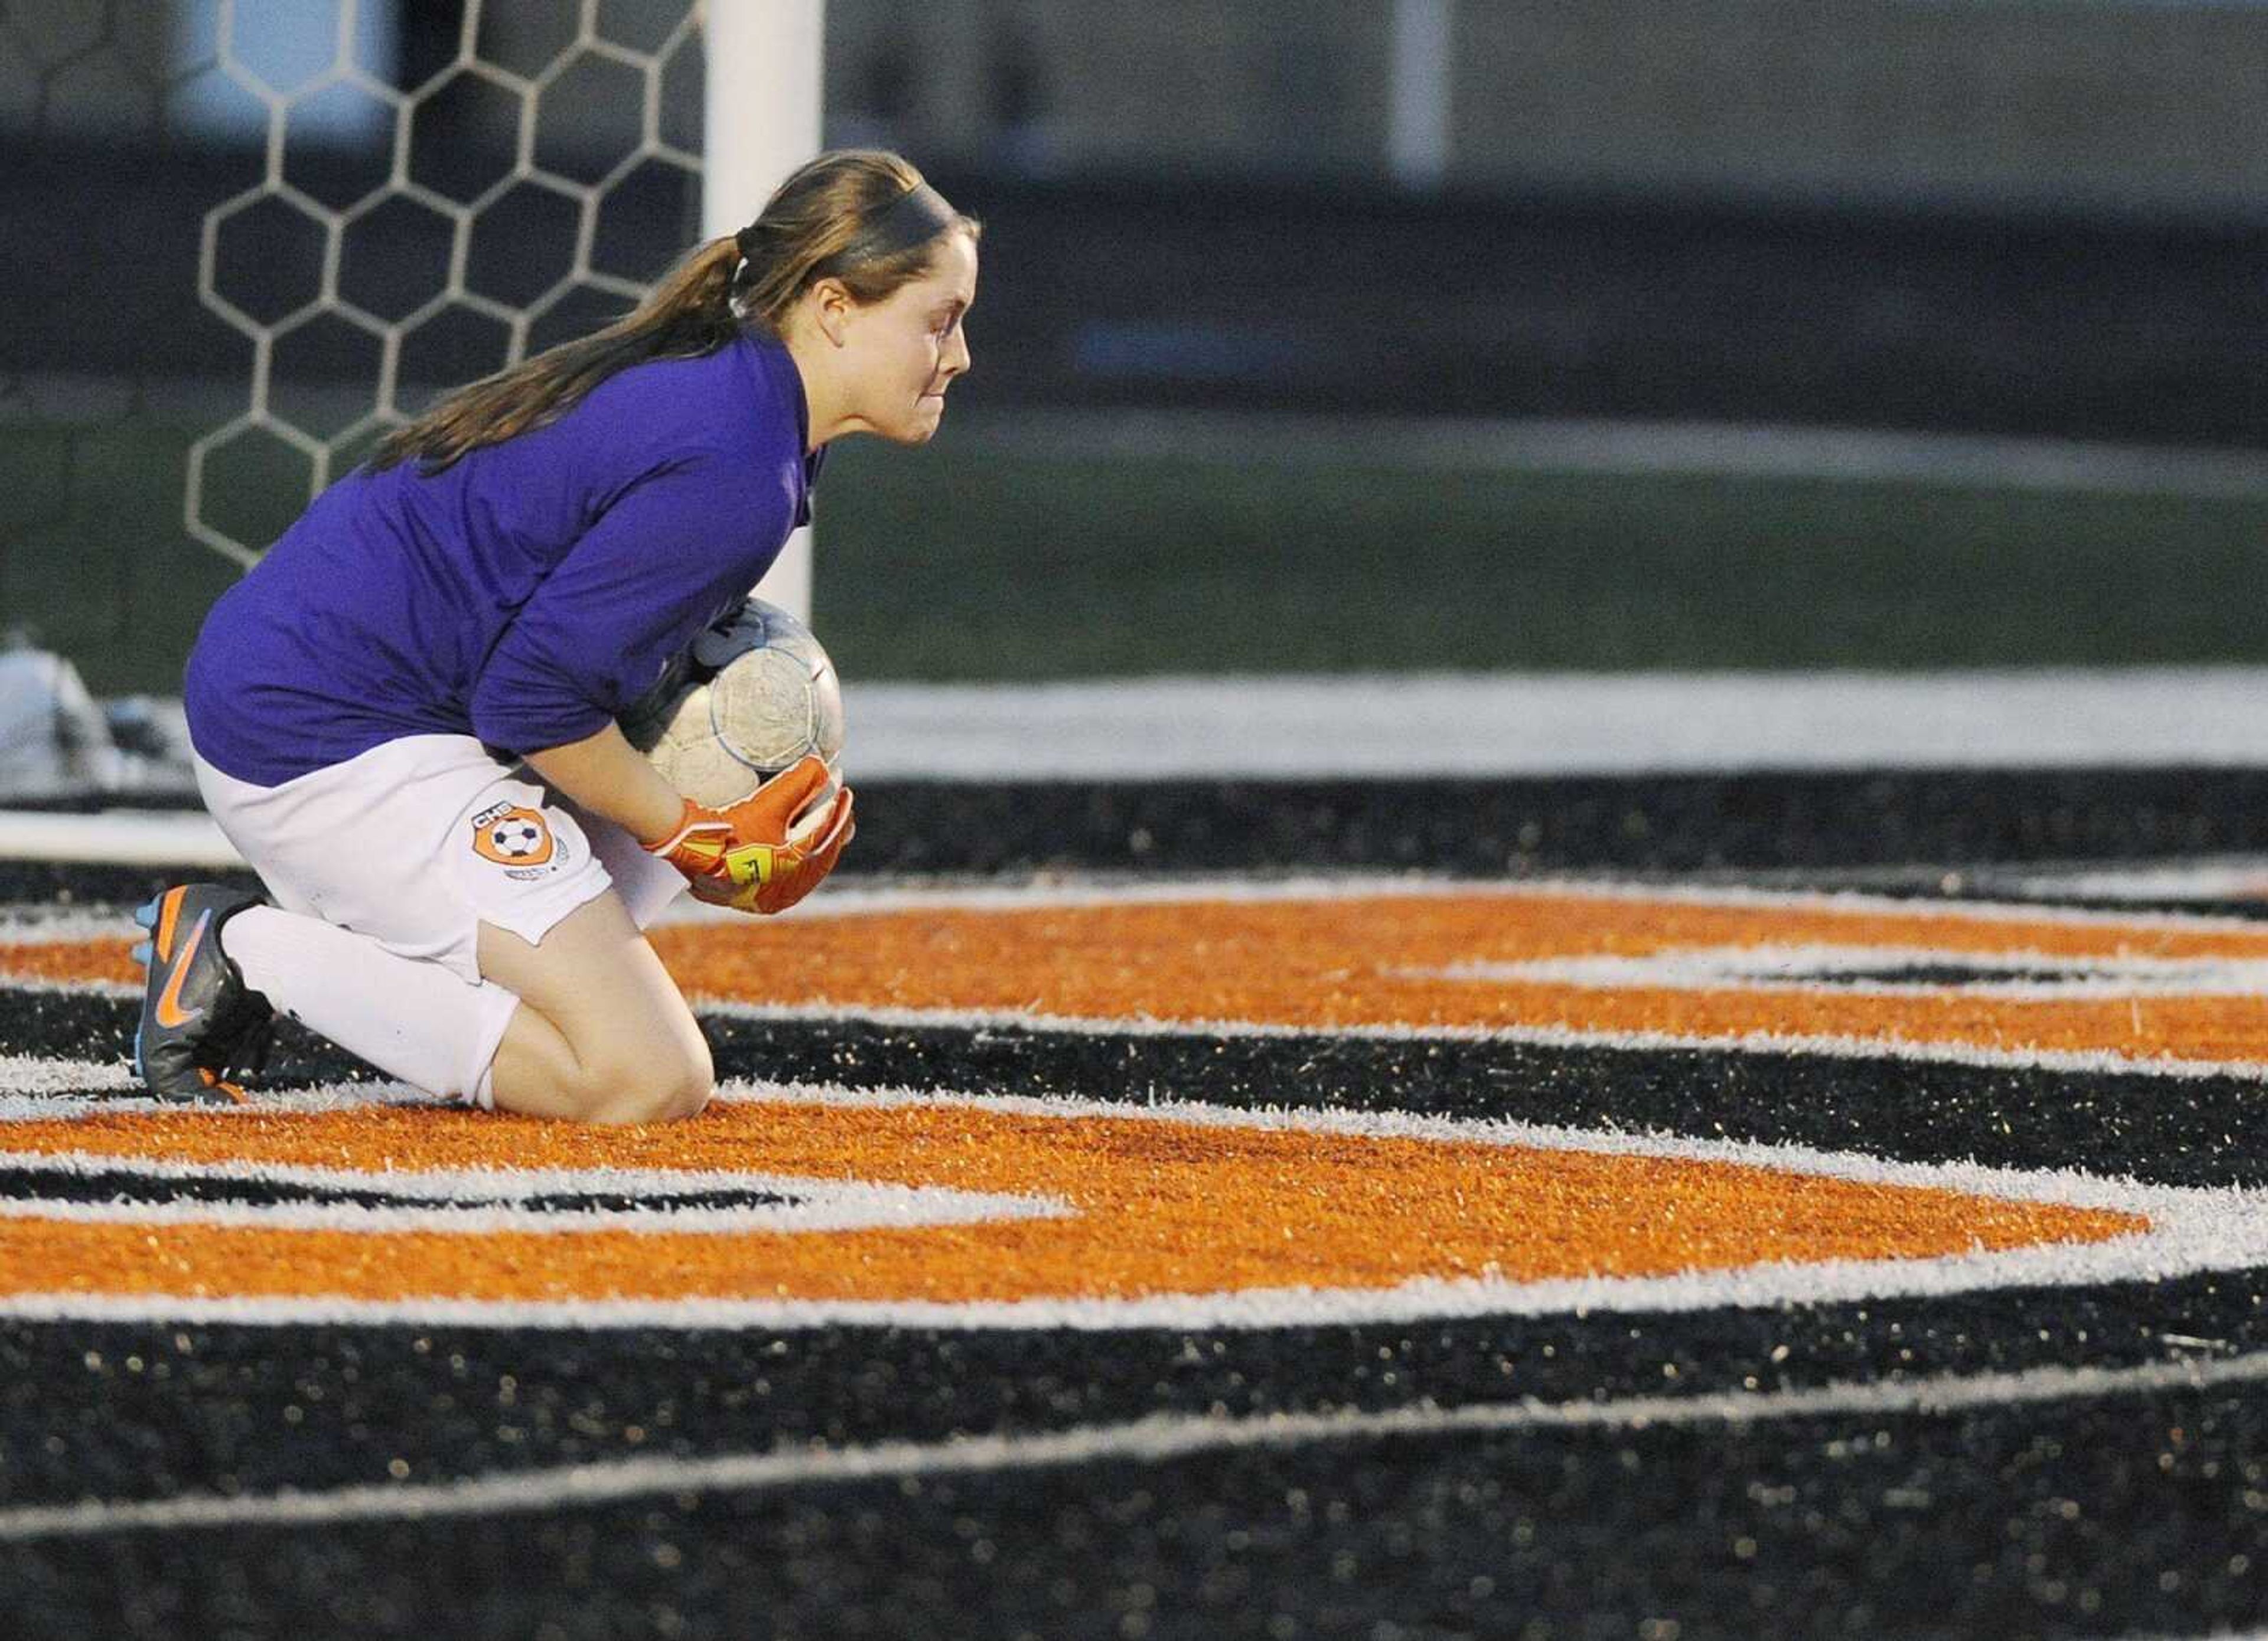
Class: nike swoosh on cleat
153,911,211,1030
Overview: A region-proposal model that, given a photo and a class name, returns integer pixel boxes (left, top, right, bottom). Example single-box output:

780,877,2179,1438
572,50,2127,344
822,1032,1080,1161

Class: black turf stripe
14,988,2268,1190
1780,963,2099,986
23,768,2268,876
0,1167,800,1214
0,989,378,1085
4,1264,2266,1513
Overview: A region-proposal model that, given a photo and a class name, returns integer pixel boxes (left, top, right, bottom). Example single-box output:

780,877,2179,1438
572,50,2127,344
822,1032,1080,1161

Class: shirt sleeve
468,451,789,754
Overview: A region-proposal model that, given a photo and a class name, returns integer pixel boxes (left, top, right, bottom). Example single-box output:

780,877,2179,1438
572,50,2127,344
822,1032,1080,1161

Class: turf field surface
8,828,2268,1637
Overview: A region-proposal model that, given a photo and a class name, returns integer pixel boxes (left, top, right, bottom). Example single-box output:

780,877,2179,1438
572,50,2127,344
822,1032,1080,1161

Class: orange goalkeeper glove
642,755,855,915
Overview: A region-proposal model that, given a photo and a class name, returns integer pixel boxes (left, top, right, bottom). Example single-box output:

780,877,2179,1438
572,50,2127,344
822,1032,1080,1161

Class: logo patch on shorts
470,804,555,869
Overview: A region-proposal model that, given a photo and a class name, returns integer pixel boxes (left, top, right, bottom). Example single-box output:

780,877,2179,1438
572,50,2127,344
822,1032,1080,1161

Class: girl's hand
641,755,855,915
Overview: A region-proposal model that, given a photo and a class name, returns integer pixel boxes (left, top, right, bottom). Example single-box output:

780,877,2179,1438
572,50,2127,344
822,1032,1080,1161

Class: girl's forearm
523,722,687,846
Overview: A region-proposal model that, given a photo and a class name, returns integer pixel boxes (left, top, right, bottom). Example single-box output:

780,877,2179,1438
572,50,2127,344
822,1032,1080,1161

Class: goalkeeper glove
643,755,855,915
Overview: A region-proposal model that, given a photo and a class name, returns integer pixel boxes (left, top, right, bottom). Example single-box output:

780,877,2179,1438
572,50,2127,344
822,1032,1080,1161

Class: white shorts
194,735,686,987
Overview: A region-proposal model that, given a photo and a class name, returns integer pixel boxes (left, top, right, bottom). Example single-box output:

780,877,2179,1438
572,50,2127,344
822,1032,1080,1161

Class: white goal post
705,0,823,624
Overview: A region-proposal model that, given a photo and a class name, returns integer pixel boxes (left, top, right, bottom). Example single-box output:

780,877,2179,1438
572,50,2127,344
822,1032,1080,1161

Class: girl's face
838,230,977,444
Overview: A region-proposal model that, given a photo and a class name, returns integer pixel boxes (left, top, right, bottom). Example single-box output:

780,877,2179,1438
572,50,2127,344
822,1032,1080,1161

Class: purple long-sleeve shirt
185,330,821,787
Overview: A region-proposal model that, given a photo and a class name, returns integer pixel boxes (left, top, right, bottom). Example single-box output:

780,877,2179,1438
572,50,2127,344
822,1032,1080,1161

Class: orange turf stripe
1379,983,2268,1062
0,1105,2142,1305
0,942,131,984
17,890,2268,1064
21,890,2268,993
640,895,2268,1065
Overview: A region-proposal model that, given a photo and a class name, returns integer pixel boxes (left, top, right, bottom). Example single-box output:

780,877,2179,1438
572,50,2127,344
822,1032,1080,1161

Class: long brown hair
370,150,979,472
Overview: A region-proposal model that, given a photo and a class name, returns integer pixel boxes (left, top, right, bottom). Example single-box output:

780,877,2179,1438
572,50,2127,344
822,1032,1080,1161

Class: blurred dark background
19,143,2268,445
11,0,2268,442
5,0,2268,695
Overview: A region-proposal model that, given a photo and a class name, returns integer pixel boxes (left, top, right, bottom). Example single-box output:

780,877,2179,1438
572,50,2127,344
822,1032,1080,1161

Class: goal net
178,0,709,565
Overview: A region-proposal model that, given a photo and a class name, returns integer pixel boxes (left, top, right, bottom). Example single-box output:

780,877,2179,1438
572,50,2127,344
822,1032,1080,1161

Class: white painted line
14,668,2268,807
4,1346,2266,1542
0,1149,1066,1237
2005,857,2268,904
1411,944,2268,1000
747,870,2268,938
0,1079,447,1124
0,911,145,944
0,973,139,1002
840,667,2268,778
0,809,239,867
0,1055,135,1095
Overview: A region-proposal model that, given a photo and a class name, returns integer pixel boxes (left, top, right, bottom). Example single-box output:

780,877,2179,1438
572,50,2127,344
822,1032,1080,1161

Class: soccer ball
620,598,845,810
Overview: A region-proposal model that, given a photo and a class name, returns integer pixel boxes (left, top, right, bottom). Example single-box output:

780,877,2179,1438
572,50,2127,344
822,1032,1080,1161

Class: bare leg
477,891,712,1124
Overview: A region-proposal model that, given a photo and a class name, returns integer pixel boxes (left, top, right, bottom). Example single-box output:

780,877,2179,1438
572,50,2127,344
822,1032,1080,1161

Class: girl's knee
485,964,712,1123
649,1053,715,1122
581,1050,711,1124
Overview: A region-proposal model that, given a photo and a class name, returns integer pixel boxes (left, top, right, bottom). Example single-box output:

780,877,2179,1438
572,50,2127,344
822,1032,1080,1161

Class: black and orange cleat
131,884,274,1105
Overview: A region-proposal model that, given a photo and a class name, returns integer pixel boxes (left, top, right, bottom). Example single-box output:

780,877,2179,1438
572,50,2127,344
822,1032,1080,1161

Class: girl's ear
810,278,853,348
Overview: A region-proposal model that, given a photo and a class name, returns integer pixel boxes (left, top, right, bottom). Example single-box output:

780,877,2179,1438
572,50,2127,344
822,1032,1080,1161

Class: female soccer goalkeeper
132,149,977,1123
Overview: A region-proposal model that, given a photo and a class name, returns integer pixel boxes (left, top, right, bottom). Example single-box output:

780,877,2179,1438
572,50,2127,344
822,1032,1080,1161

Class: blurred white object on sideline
0,647,195,801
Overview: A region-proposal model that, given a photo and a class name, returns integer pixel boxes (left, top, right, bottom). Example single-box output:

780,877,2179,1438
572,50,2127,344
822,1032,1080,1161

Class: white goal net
181,0,706,563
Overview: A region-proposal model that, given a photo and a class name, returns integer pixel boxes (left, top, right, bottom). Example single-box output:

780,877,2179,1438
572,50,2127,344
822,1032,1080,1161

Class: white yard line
0,1055,136,1094
1410,945,2268,1001
2,1346,2264,1542
0,911,149,944
838,667,2268,778
0,809,236,867
755,870,2268,934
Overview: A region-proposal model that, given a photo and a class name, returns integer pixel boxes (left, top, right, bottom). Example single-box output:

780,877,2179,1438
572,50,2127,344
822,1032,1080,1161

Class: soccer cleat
131,884,274,1105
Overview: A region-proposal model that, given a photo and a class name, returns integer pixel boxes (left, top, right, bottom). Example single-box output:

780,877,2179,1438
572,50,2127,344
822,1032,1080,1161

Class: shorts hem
479,869,615,954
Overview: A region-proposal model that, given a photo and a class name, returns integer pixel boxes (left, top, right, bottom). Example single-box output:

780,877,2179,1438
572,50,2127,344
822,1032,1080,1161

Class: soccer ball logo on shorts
470,805,555,867
619,597,846,809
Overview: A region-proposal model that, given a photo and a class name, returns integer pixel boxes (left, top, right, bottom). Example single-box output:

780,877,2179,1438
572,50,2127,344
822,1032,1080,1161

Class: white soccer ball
620,598,846,810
